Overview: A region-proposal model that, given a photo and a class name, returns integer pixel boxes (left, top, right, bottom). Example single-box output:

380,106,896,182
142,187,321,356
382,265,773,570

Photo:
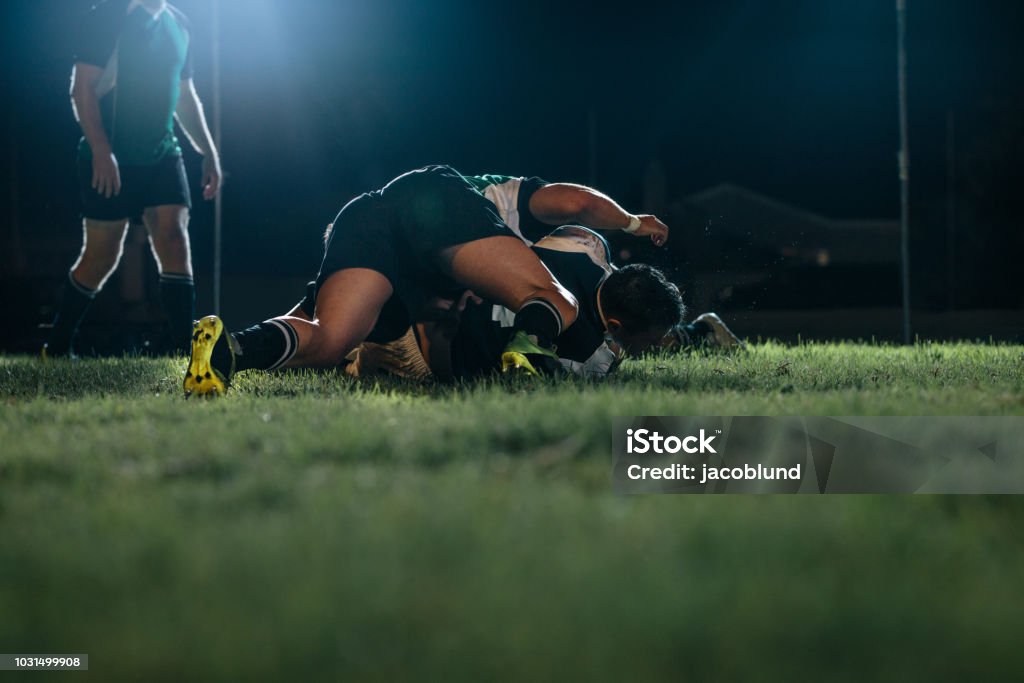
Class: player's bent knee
305,331,360,368
520,287,579,327
153,230,190,254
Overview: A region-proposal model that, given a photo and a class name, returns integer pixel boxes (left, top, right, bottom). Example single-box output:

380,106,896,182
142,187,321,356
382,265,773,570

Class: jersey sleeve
516,176,556,244
72,1,123,68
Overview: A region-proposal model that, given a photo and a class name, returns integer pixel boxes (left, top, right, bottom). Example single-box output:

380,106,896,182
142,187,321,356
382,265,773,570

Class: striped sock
512,298,563,349
264,319,299,370
232,319,299,372
68,272,99,298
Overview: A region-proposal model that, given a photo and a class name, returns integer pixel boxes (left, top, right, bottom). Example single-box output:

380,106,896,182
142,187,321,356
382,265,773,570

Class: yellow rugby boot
500,330,561,377
183,315,236,398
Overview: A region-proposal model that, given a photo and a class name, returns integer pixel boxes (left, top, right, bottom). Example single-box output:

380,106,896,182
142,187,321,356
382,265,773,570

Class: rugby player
346,227,740,383
183,165,669,396
45,0,221,358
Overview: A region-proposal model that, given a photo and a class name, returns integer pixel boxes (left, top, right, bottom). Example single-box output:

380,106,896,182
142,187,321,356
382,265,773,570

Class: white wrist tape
623,215,642,233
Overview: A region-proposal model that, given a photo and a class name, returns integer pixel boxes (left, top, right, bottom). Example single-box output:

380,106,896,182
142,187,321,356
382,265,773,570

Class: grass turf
1,342,1023,681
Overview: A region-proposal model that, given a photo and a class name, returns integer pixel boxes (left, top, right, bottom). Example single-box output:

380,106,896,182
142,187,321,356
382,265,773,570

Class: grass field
2,342,1024,681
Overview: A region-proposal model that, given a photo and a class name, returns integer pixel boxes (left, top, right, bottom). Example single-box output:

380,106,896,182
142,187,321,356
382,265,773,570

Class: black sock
229,319,299,372
159,273,195,353
47,273,97,354
512,298,563,349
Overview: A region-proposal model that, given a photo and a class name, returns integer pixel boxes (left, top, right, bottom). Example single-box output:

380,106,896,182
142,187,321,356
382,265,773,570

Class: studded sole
183,316,228,397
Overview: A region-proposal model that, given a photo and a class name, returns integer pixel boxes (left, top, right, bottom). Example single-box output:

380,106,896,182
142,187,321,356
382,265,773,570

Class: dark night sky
2,0,1022,281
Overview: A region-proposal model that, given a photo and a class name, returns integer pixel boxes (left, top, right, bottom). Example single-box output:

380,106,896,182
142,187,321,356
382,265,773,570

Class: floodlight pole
212,0,223,316
896,0,912,344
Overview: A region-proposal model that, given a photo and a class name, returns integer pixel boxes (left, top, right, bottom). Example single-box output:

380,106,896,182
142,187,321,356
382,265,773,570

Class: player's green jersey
74,1,193,166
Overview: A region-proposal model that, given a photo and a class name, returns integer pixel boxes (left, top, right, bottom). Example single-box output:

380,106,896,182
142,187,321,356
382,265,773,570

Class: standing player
44,0,222,358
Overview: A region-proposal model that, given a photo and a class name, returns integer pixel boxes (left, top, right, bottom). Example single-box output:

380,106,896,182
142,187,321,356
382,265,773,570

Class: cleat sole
183,316,228,398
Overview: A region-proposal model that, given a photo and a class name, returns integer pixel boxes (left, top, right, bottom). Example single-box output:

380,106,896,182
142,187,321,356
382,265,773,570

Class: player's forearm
175,84,218,159
570,188,637,231
71,86,112,154
533,184,637,231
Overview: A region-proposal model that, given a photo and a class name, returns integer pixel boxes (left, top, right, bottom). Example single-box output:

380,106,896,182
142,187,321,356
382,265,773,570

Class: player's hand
455,290,483,313
202,155,223,200
632,214,669,247
92,149,121,198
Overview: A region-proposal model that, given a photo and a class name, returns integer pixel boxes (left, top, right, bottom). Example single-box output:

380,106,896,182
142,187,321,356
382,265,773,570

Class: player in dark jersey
345,227,740,383
183,165,671,396
447,226,679,379
432,175,744,357
44,0,221,358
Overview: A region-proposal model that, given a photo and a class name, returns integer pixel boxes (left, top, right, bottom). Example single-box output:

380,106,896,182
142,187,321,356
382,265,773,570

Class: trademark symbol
716,430,722,434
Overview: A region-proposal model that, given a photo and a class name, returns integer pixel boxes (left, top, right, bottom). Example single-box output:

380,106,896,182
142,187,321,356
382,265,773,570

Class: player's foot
663,313,743,353
183,316,237,398
500,330,562,377
693,313,744,350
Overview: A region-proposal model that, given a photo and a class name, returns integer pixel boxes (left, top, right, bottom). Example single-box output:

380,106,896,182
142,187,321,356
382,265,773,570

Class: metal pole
212,0,223,316
945,109,955,310
896,0,911,344
9,104,22,275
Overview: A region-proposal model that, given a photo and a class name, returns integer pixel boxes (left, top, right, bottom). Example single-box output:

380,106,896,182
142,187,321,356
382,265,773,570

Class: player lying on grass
342,227,741,382
183,165,670,396
662,313,744,353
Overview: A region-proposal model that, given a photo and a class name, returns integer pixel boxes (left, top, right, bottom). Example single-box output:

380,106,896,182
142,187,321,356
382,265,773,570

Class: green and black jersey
463,175,554,245
73,0,193,165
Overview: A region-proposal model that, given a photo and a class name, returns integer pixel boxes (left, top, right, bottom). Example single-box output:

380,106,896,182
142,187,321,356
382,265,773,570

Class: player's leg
44,218,130,357
184,268,393,396
279,268,395,368
437,235,578,374
143,204,194,353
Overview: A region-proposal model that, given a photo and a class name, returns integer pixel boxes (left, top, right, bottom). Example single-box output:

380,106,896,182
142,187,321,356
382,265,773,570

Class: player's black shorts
305,165,514,342
78,153,192,221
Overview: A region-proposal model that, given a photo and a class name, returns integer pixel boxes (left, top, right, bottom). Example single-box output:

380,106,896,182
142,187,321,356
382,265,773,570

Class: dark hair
600,264,685,332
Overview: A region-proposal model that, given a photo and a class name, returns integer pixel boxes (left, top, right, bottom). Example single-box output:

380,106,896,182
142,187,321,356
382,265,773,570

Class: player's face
609,324,671,357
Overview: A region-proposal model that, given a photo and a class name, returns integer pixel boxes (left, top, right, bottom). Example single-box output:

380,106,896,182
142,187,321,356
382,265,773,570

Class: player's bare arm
527,183,669,247
70,62,119,198
175,79,222,199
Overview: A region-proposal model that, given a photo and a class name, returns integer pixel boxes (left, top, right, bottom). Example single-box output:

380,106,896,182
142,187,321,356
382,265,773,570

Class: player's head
598,264,685,355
